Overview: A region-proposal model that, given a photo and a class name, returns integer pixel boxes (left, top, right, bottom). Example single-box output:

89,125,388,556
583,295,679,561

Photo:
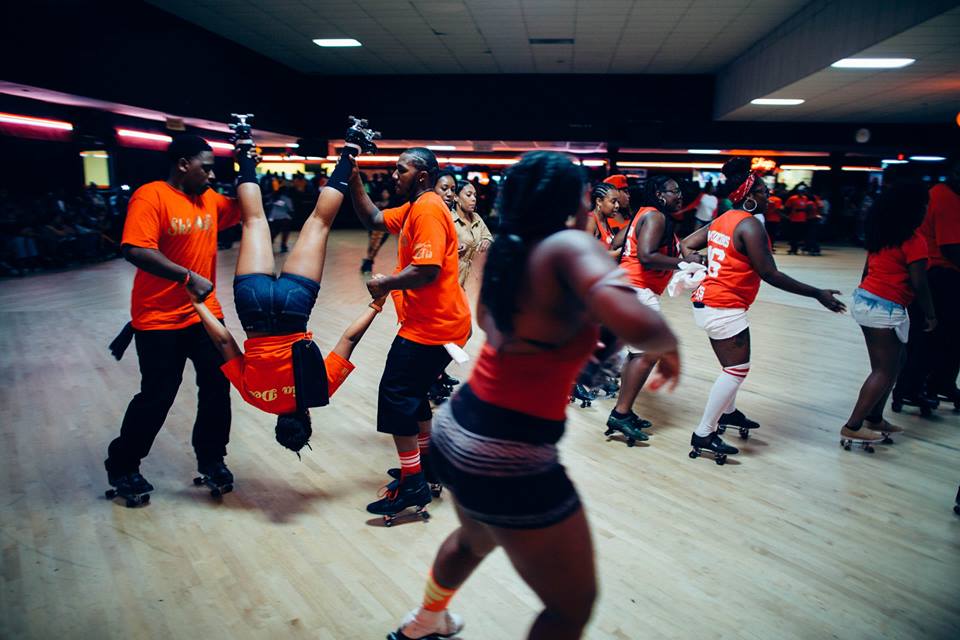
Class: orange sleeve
903,231,929,264
215,192,241,231
931,192,960,249
121,189,162,249
408,207,448,267
220,355,245,395
382,204,409,234
324,351,355,397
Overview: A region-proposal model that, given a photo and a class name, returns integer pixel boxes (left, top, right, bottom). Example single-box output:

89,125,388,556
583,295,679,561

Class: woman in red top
190,116,383,454
583,182,622,256
608,176,704,441
680,158,845,462
387,152,679,640
844,182,936,442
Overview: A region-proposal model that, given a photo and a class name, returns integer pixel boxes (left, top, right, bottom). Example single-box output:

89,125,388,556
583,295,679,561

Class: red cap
603,174,628,189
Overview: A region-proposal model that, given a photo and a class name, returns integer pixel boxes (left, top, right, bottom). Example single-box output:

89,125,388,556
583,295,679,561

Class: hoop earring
658,197,666,207
743,198,758,212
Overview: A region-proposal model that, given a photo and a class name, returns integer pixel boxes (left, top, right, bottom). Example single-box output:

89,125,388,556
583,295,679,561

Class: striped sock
399,449,421,479
417,433,430,454
422,570,458,613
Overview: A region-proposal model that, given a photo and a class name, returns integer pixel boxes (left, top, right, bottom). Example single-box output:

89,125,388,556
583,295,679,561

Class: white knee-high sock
695,363,750,437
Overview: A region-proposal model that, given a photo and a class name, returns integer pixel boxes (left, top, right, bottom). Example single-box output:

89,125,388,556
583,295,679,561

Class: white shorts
626,287,661,355
693,305,750,341
851,288,910,343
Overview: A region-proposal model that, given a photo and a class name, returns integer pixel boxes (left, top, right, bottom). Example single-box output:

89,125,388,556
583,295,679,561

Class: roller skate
688,432,739,465
193,459,234,498
105,469,153,508
596,375,620,398
345,115,381,155
717,409,759,440
427,380,452,405
387,607,464,640
864,418,904,445
386,465,443,498
933,386,960,412
228,113,255,151
361,258,374,274
367,472,432,527
839,425,883,453
604,412,650,447
569,383,596,408
439,372,459,388
891,392,939,417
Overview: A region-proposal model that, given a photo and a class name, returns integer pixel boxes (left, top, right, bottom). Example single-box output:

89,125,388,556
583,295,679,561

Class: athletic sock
399,448,421,480
420,570,458,617
417,433,430,455
695,363,750,437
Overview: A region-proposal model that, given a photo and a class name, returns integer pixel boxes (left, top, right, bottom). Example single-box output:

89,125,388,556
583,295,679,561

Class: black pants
805,221,821,253
107,323,231,474
765,220,780,246
377,336,452,436
789,221,806,253
895,267,960,397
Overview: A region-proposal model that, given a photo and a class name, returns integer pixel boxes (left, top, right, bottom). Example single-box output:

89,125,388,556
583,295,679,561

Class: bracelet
182,270,192,286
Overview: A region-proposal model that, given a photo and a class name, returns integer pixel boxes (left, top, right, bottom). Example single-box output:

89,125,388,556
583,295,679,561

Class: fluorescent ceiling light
581,160,607,167
313,38,361,47
206,141,234,150
831,58,915,69
780,164,830,171
751,98,805,106
881,159,908,164
909,155,946,162
285,143,300,148
618,161,724,169
687,149,722,154
0,112,73,130
426,145,456,151
117,128,172,142
841,166,883,172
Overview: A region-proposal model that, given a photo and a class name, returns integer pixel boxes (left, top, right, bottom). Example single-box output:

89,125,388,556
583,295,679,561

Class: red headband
728,170,761,204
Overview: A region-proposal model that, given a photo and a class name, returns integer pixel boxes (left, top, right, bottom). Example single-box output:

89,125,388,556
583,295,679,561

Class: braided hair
403,147,440,186
591,182,616,209
480,151,585,334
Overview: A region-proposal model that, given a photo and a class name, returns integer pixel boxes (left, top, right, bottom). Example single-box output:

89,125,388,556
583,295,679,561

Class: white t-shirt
695,193,718,222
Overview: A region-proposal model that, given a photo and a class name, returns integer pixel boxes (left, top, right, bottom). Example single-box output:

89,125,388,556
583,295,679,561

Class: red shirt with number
920,183,960,272
122,182,241,330
692,209,761,309
620,207,678,296
382,191,471,345
860,231,928,306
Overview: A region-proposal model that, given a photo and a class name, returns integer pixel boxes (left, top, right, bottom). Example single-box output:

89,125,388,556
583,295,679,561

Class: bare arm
637,212,683,271
331,298,386,360
122,245,213,301
907,260,937,331
347,157,387,231
738,217,845,312
366,264,440,298
681,225,709,253
583,215,598,239
191,299,241,362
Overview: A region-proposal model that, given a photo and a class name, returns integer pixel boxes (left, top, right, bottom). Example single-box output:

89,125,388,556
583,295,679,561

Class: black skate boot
439,372,459,388
933,386,960,412
367,472,432,527
569,382,596,408
604,411,651,447
689,432,739,465
891,391,939,417
228,113,255,151
194,459,234,497
427,380,452,405
385,466,442,498
361,258,374,274
344,115,381,155
105,463,153,508
717,409,759,440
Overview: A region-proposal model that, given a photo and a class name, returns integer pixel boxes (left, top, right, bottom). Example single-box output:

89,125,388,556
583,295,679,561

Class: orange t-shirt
920,183,960,272
693,209,761,309
122,182,241,330
860,230,928,306
383,191,471,345
766,195,783,223
785,195,807,223
620,207,678,296
220,332,355,415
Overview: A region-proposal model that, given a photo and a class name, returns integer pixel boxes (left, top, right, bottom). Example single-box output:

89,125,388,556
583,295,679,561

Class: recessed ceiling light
285,143,300,148
313,38,362,47
751,98,805,106
426,145,456,151
831,58,915,69
881,159,908,164
909,155,946,162
687,149,722,154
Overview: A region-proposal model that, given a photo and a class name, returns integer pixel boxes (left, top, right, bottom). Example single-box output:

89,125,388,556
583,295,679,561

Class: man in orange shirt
104,135,240,503
785,189,808,254
348,147,471,518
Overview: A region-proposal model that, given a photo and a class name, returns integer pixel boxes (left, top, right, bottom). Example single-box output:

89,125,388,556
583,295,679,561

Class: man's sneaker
389,607,464,640
864,419,904,434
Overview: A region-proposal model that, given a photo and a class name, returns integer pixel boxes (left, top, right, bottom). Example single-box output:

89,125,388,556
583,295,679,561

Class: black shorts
431,384,581,529
233,273,319,334
377,336,452,436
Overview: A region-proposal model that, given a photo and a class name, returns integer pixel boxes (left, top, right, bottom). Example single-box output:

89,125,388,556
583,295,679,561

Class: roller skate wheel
717,425,726,434
141,493,150,504
882,437,893,445
716,455,727,465
383,516,394,527
627,438,636,447
211,488,222,497
739,428,750,440
125,499,137,508
193,477,203,486
891,401,902,413
222,484,233,494
604,428,614,437
105,489,117,499
865,445,875,453
689,450,699,459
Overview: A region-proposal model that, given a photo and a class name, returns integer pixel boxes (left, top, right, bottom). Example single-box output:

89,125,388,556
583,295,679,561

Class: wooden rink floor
1,231,958,640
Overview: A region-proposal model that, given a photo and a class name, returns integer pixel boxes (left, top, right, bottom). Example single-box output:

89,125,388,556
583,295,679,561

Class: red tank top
620,207,678,295
592,212,615,248
469,323,600,420
692,209,761,309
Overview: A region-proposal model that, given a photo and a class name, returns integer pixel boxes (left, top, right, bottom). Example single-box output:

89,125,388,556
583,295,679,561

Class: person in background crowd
694,182,718,230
